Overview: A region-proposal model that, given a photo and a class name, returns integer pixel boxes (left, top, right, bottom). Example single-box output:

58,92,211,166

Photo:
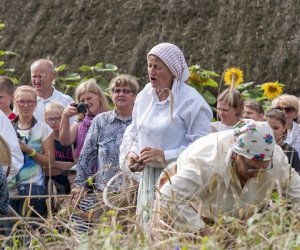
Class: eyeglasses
243,158,273,173
45,117,61,123
274,106,295,113
112,88,134,94
16,100,36,107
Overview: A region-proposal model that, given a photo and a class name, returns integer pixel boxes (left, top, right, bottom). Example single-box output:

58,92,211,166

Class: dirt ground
1,0,300,94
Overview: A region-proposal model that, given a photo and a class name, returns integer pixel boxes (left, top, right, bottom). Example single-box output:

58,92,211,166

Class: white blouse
123,81,213,163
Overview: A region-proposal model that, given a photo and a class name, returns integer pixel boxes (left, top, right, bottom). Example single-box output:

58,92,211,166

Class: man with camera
30,59,73,122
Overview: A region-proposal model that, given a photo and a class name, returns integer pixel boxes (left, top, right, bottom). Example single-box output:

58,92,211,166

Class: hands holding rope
128,147,166,172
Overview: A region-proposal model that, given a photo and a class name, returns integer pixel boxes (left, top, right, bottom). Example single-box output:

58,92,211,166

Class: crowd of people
0,42,300,237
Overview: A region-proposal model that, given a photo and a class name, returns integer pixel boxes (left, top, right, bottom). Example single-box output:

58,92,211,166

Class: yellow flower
261,81,283,100
224,67,244,87
188,71,202,84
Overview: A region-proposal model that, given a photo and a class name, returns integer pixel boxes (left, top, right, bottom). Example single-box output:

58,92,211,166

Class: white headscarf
147,43,190,83
233,120,275,161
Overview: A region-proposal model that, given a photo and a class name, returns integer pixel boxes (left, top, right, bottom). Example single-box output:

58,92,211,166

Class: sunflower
261,81,283,100
224,67,244,87
188,71,201,84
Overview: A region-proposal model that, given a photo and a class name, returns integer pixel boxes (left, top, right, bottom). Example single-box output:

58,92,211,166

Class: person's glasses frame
45,117,62,123
112,88,134,94
16,100,36,107
275,106,295,113
245,158,274,173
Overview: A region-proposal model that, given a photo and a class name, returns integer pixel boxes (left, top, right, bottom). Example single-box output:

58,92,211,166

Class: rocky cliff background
1,0,300,94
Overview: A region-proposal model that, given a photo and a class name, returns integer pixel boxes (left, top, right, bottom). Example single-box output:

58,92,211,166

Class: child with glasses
0,76,17,121
45,101,75,194
271,94,300,157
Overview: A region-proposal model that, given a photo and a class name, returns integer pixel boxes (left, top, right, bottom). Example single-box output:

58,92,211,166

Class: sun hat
0,135,11,176
233,120,275,161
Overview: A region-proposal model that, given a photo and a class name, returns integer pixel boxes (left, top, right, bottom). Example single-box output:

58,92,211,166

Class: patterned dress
72,110,132,232
74,110,132,190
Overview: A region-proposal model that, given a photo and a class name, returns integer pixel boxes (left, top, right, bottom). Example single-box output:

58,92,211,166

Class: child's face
0,91,13,111
45,110,62,132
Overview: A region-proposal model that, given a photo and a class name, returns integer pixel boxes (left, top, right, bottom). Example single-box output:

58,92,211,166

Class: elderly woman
60,78,109,158
271,94,300,156
211,88,244,132
123,42,213,228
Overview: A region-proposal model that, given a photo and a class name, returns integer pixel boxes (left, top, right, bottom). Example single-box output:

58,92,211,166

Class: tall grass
1,188,300,249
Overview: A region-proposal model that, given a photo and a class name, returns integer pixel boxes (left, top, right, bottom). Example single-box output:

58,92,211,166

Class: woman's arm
60,105,79,146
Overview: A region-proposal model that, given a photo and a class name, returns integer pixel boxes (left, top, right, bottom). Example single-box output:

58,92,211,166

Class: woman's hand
62,103,78,119
139,147,166,165
18,140,32,154
127,152,145,172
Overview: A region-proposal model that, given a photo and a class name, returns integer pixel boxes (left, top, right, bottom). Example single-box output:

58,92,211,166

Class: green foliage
0,21,20,84
188,64,220,106
55,62,119,98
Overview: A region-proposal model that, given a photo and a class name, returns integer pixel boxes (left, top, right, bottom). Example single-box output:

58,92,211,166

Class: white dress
122,81,213,228
211,121,235,132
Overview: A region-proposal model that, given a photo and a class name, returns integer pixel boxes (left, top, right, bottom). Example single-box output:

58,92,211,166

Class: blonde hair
217,88,244,117
45,101,64,115
109,74,139,94
75,79,109,112
14,85,37,100
271,94,299,113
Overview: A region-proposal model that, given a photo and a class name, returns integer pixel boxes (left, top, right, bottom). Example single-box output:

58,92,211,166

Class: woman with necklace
10,85,54,218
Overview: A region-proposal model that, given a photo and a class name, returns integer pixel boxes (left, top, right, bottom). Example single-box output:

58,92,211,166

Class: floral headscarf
233,120,275,161
147,43,190,83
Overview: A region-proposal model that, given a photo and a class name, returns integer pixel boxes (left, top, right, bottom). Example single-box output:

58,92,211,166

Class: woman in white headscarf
121,43,213,228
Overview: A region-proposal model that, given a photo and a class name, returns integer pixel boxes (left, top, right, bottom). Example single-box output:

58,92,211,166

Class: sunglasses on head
274,106,295,113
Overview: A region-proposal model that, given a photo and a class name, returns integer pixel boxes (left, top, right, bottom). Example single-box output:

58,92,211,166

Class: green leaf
3,68,15,73
203,78,219,88
237,81,254,90
0,61,5,67
0,22,5,30
94,62,104,69
79,65,93,72
55,64,68,72
202,90,216,105
190,82,204,94
204,70,220,77
10,77,19,85
94,63,118,72
0,50,19,57
60,73,81,81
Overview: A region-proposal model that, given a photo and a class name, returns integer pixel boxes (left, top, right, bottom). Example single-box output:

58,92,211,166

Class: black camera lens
76,102,88,113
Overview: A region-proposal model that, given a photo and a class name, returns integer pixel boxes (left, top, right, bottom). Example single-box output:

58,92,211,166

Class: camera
71,102,88,113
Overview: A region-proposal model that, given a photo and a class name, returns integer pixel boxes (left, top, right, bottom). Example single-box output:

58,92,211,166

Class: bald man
30,59,73,121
